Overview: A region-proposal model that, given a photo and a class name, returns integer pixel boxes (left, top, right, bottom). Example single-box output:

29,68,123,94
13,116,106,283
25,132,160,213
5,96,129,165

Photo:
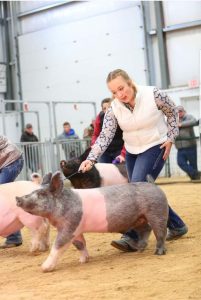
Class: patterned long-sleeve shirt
88,87,179,162
0,136,22,169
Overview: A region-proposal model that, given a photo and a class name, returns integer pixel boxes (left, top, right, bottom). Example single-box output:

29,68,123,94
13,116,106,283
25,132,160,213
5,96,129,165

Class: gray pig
16,171,168,272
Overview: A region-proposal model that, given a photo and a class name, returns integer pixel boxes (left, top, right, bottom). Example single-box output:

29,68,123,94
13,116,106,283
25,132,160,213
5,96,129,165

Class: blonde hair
106,69,137,96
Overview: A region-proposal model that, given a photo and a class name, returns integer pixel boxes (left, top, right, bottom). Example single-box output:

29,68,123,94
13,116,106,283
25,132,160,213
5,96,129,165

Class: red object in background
188,79,199,88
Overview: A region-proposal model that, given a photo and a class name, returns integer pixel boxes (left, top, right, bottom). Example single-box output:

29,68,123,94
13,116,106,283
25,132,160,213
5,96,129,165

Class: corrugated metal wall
17,1,147,140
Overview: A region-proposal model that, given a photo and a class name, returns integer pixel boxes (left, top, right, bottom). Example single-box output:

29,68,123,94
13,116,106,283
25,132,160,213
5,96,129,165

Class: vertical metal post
35,111,41,140
8,1,22,100
0,99,6,135
46,101,54,139
141,1,156,85
1,1,13,102
52,102,58,138
92,102,97,118
154,1,169,89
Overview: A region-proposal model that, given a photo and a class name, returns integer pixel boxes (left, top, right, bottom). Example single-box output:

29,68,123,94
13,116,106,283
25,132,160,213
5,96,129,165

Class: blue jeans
98,150,121,163
177,146,198,179
124,144,186,241
0,155,24,244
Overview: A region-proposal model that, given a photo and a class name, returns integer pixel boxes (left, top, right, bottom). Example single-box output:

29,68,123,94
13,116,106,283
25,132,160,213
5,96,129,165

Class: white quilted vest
111,85,168,154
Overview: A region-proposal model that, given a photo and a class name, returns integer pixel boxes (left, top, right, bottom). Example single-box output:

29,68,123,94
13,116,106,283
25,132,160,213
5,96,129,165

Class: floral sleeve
87,107,118,161
154,87,179,142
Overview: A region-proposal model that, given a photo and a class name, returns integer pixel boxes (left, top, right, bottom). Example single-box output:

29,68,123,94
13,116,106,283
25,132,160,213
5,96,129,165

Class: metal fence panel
16,139,91,180
16,138,200,180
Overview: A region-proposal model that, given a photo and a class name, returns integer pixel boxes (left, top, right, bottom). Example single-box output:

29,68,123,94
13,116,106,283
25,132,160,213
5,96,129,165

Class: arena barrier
16,139,91,180
16,138,200,180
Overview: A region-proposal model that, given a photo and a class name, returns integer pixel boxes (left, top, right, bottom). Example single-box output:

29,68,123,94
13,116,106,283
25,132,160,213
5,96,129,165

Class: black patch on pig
115,163,128,180
99,182,168,233
60,159,102,188
73,240,85,251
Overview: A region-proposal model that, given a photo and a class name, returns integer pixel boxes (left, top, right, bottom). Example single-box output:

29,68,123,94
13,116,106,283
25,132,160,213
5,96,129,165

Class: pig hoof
41,262,55,272
79,256,89,264
154,248,166,255
30,244,49,253
39,244,50,252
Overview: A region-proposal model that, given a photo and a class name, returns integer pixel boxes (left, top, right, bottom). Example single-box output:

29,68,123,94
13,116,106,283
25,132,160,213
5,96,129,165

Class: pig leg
72,234,89,263
135,224,152,252
29,218,50,252
150,222,167,255
42,242,71,272
41,229,74,272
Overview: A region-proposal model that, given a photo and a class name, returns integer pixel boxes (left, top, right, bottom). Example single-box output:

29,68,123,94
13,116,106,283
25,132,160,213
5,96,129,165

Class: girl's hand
79,160,95,173
160,141,172,160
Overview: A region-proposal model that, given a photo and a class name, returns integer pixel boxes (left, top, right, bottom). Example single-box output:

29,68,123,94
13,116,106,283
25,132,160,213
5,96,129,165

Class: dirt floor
0,178,200,300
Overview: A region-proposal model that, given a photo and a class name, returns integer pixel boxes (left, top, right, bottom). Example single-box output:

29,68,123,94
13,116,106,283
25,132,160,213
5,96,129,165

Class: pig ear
42,172,52,185
60,160,66,168
49,171,63,194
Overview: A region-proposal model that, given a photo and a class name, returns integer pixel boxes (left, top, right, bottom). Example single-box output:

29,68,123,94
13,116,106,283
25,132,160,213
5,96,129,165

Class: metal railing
16,139,91,180
16,137,200,180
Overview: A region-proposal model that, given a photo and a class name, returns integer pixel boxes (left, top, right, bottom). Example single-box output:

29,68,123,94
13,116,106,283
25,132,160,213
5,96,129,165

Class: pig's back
75,182,167,233
100,182,167,209
101,182,168,232
95,163,128,186
0,181,40,204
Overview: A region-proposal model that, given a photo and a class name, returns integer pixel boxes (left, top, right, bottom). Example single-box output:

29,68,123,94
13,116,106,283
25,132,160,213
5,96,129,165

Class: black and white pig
16,171,168,272
60,159,128,188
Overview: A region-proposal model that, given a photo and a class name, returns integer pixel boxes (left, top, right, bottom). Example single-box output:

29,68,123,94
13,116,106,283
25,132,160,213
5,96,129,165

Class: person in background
175,105,200,180
57,121,79,140
83,121,95,140
91,98,126,163
79,69,188,252
56,121,80,159
0,135,24,248
20,123,39,173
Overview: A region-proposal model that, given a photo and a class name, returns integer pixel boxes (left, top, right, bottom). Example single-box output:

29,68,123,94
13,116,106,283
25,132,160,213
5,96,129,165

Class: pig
60,146,128,188
0,181,50,252
60,159,128,188
16,171,168,272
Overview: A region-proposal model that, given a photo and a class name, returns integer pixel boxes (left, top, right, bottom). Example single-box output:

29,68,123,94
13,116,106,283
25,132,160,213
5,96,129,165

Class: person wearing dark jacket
91,98,126,163
175,106,200,180
20,123,39,172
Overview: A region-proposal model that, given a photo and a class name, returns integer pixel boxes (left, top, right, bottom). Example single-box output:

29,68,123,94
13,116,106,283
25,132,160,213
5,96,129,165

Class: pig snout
16,195,35,212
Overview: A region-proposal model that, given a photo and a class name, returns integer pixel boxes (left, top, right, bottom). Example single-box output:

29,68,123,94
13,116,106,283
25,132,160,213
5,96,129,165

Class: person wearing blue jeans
177,146,199,179
0,135,24,248
79,69,188,252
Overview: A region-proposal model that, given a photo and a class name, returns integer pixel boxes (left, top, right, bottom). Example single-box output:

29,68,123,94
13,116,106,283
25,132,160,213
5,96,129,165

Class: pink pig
16,172,168,272
0,181,50,252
